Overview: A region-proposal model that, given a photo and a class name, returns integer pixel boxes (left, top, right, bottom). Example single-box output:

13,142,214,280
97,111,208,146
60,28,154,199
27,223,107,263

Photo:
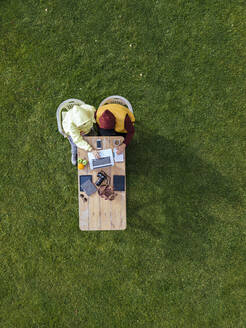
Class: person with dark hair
96,103,135,154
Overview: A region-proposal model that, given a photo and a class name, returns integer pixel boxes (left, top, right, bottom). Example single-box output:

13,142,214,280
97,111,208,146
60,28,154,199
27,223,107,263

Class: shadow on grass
126,124,243,261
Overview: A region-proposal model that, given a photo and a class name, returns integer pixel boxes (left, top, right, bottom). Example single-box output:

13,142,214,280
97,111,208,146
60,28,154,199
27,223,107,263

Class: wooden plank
86,138,100,230
99,137,112,230
78,147,89,230
110,137,126,230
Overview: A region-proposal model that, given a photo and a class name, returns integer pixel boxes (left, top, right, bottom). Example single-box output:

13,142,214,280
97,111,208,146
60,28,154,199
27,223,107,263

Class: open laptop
88,149,114,170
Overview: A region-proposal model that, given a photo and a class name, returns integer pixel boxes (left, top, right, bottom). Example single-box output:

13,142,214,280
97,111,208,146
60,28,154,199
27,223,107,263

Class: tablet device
80,175,92,192
113,175,125,191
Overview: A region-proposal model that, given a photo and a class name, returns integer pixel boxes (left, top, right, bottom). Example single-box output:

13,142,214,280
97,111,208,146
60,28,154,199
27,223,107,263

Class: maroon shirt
95,111,135,147
123,114,135,146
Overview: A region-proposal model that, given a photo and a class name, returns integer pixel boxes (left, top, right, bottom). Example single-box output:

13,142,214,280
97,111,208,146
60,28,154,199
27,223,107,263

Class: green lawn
1,0,246,327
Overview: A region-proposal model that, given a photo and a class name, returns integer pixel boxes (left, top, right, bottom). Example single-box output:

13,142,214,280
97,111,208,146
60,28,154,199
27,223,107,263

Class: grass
1,0,246,327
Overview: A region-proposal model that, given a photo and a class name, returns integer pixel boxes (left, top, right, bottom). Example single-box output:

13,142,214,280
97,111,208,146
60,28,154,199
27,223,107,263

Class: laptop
88,149,114,170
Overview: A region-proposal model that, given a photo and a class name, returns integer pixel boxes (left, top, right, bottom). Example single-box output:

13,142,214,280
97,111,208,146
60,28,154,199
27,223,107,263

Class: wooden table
78,136,126,231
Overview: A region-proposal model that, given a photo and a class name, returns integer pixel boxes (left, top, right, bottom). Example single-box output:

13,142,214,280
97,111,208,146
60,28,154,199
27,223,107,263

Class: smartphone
96,139,102,149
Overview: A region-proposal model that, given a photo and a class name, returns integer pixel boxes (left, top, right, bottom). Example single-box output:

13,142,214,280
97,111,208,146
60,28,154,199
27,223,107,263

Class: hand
92,150,100,159
116,143,126,154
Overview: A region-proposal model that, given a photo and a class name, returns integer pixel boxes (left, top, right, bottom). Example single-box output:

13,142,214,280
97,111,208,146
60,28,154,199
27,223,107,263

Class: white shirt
62,104,96,151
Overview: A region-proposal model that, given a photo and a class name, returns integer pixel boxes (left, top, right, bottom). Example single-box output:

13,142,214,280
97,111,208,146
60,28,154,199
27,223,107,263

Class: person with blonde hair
62,103,100,165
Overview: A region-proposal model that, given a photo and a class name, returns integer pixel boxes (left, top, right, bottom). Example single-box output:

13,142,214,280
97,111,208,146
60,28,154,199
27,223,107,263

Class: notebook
80,179,97,196
113,148,124,162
